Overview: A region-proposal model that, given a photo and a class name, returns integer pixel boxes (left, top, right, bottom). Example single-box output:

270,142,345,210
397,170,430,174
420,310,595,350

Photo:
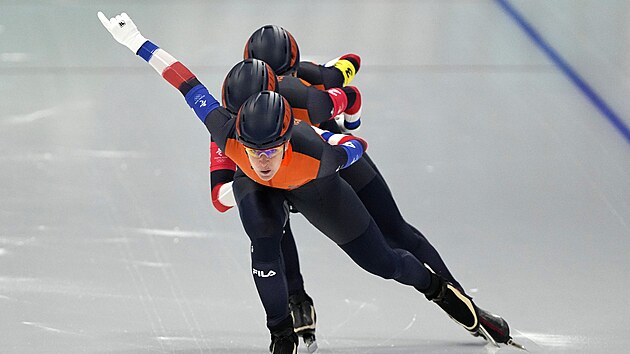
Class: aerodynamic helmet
236,91,294,150
222,58,278,114
244,25,300,75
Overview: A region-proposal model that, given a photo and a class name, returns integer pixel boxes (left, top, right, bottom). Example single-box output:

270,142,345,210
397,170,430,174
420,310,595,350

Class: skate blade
507,338,527,351
477,325,500,347
303,335,317,353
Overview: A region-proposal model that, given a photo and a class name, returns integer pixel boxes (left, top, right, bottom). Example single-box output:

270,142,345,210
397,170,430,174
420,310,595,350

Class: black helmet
244,25,300,75
222,59,278,114
236,91,294,149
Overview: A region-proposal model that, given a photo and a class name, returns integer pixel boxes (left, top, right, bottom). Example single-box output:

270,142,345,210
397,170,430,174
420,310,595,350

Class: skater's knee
238,191,287,241
251,237,283,263
240,209,285,263
242,214,284,238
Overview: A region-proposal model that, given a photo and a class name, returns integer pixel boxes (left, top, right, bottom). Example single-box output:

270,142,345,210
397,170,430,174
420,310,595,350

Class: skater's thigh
287,174,371,245
233,172,287,261
339,156,377,193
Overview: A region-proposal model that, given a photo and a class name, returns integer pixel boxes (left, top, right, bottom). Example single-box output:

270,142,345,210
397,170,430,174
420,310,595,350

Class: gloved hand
333,113,361,134
97,11,148,54
211,181,236,213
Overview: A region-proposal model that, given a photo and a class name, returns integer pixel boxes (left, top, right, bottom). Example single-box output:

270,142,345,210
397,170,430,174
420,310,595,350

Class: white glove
97,11,147,54
217,181,236,208
334,112,361,134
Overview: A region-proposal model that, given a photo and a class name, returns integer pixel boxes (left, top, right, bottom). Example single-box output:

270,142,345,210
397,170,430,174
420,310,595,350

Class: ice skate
289,292,317,352
473,307,527,351
269,316,299,354
425,273,479,332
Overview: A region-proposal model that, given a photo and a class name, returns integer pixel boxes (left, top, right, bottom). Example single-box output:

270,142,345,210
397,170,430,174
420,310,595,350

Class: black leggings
233,171,431,328
280,153,462,299
280,219,305,297
342,154,462,290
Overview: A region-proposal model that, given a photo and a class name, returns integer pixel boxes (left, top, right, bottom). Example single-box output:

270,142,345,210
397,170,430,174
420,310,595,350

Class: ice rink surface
1,0,629,353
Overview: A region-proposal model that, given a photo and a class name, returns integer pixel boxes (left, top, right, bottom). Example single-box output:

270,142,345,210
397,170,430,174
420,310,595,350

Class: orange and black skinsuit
211,57,465,323
137,41,440,331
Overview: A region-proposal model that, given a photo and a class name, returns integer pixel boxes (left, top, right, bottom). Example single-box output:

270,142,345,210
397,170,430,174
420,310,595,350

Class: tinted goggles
244,145,284,159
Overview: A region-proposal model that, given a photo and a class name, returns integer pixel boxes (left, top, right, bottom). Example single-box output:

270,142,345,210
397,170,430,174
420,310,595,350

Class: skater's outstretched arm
97,11,234,146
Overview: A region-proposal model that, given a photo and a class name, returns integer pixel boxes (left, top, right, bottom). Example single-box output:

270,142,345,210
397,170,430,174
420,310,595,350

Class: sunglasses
244,145,284,159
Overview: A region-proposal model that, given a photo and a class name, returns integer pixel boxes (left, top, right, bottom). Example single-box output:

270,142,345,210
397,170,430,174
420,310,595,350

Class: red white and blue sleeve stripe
311,126,365,169
136,40,219,123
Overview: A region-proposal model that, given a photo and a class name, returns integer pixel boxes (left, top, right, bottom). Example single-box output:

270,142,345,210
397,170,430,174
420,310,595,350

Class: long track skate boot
424,272,479,332
269,316,298,354
289,292,317,353
474,307,526,350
